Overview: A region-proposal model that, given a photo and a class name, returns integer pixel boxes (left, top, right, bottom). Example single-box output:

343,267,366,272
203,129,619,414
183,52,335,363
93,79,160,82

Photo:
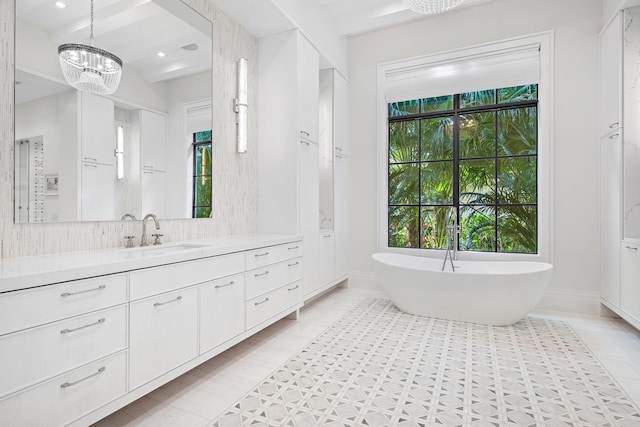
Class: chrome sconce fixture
234,58,248,153
115,126,125,180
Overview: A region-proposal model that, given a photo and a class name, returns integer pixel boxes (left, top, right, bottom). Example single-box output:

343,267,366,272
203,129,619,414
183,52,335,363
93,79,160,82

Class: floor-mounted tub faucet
141,213,160,246
442,209,460,272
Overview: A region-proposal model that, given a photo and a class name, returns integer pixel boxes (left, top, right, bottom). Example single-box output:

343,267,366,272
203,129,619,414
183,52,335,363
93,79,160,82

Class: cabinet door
81,162,115,221
600,135,622,306
334,153,349,279
299,140,319,295
140,110,167,172
129,287,198,389
334,71,349,156
600,12,622,138
296,34,319,142
141,169,166,217
317,231,335,289
199,274,245,354
621,242,640,321
80,93,115,165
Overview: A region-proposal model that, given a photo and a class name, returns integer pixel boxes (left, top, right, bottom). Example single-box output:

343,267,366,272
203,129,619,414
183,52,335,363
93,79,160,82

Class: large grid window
388,85,538,254
192,130,212,218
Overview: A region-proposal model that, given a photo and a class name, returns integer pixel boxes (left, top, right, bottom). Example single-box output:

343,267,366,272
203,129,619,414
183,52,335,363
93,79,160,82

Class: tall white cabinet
258,30,321,296
600,8,640,330
140,110,167,217
79,93,115,221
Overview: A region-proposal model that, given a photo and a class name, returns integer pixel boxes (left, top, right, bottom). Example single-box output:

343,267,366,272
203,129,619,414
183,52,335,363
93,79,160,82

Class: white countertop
0,234,301,294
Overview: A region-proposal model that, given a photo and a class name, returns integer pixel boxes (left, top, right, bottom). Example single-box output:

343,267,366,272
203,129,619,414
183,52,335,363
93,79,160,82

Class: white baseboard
534,288,601,316
347,271,381,290
348,270,601,317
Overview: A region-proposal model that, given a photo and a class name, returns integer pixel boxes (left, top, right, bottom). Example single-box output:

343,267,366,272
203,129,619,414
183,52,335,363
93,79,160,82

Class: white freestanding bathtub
372,253,553,326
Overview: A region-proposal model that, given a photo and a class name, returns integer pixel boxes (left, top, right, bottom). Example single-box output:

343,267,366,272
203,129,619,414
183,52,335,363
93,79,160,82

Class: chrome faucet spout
141,213,160,246
121,213,136,220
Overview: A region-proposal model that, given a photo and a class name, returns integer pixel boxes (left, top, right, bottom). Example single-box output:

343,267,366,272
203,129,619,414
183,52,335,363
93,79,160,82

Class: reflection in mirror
14,0,212,223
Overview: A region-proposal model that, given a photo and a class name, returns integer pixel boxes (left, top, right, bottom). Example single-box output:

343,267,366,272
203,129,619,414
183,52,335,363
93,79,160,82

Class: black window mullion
494,110,499,252
453,94,460,251
418,117,423,249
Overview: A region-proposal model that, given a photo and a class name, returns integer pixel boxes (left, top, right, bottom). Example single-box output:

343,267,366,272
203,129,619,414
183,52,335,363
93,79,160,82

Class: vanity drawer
0,273,127,336
0,304,127,398
246,241,303,270
130,252,245,300
246,280,303,330
245,257,303,300
0,350,127,427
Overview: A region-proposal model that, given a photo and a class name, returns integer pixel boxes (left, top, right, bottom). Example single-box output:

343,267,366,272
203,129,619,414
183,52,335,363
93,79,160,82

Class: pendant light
403,0,466,15
58,0,123,95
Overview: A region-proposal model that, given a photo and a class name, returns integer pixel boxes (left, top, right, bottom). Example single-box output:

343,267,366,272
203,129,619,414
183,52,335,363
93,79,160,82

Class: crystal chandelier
58,0,122,95
403,0,466,15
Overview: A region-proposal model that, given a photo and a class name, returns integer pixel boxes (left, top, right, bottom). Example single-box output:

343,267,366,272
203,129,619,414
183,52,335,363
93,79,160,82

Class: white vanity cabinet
0,274,129,427
0,236,303,426
129,287,199,389
140,109,167,172
199,273,246,354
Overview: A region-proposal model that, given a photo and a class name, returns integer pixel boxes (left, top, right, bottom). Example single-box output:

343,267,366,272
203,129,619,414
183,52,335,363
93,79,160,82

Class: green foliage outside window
193,130,212,218
387,85,538,254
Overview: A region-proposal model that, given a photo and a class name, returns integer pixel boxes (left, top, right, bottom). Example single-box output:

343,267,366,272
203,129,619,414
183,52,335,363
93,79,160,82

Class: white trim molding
376,31,554,263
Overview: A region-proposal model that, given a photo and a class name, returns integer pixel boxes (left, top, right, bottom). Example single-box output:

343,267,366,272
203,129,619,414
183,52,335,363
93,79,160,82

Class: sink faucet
141,213,160,247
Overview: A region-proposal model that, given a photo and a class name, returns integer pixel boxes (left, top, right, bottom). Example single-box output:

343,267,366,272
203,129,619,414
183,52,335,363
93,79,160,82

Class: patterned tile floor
209,298,640,427
94,288,640,426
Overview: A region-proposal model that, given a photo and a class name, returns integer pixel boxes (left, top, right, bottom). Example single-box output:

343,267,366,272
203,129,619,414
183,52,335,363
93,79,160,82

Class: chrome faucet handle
124,235,135,248
152,233,163,246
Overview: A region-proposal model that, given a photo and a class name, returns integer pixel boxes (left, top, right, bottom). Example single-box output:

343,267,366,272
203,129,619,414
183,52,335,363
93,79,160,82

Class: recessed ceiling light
157,52,166,58
55,1,67,8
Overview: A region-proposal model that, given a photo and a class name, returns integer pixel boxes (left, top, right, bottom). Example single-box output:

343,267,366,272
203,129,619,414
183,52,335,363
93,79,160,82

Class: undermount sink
125,243,210,257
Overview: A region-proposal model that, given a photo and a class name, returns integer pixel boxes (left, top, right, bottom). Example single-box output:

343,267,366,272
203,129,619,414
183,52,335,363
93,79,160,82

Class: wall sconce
234,58,248,154
115,126,125,179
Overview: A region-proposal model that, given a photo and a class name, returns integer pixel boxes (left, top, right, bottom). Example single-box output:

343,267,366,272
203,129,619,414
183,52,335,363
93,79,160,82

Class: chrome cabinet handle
288,246,299,251
335,147,343,152
60,367,105,389
609,122,619,129
61,284,106,298
154,296,183,307
288,262,300,267
254,271,270,278
83,164,98,168
625,246,638,251
288,285,299,291
300,130,310,137
60,318,105,334
215,281,235,289
143,165,154,169
254,252,269,258
324,234,332,238
608,133,620,139
254,297,269,306
300,140,310,146
83,157,97,162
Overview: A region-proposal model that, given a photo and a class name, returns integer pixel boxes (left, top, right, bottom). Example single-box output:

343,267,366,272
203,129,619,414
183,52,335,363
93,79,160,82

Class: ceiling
215,0,496,38
16,0,212,85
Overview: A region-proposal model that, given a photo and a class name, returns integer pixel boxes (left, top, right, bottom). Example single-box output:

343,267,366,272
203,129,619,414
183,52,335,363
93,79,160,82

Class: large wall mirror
14,0,213,223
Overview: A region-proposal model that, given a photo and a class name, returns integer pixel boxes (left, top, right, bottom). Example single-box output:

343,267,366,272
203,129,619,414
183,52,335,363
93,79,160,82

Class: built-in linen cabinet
621,241,640,327
140,109,167,172
80,92,116,166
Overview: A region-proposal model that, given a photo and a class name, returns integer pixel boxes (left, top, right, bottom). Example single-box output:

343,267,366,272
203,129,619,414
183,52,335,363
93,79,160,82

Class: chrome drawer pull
154,296,183,307
215,281,235,289
288,285,300,291
60,318,105,334
254,271,270,278
609,122,619,129
83,157,97,162
288,262,300,267
254,252,270,258
324,234,332,238
300,130,310,137
61,285,106,297
254,297,269,306
288,246,299,250
625,246,638,251
608,133,620,140
300,140,310,146
60,367,105,389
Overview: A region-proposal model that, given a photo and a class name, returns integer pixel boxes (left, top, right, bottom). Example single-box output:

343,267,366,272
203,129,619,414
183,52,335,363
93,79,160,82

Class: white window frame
376,32,554,262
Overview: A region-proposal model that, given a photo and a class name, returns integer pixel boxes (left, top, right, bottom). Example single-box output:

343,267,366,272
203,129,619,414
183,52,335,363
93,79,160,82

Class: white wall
347,0,603,314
